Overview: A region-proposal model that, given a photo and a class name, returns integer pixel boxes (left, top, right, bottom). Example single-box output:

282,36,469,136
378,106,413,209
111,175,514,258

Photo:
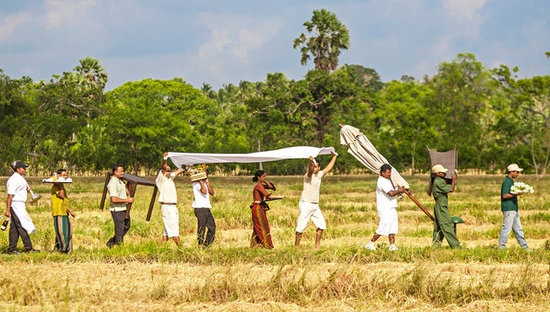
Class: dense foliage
1,52,549,176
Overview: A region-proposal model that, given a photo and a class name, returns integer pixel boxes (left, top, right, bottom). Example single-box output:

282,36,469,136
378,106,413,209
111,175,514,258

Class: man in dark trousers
5,161,40,254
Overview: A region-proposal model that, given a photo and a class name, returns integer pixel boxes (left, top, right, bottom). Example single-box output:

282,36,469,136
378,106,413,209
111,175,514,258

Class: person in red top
250,170,277,248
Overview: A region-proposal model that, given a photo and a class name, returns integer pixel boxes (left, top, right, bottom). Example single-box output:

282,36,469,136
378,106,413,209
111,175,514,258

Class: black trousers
194,208,216,246
107,210,130,247
8,208,33,252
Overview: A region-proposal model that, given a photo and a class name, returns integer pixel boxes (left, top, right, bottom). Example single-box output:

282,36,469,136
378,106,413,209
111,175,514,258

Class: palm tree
293,9,350,72
74,57,108,89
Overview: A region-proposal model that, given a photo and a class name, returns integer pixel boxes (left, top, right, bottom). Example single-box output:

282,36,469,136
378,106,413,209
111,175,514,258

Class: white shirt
376,175,398,209
155,170,178,203
300,170,324,203
108,176,127,211
191,181,211,208
7,172,28,203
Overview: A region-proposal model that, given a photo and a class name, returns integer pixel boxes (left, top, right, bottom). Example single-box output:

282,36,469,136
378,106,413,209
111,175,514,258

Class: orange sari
250,183,273,248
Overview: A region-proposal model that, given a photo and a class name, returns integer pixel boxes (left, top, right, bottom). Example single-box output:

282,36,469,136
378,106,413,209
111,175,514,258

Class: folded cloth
10,202,36,234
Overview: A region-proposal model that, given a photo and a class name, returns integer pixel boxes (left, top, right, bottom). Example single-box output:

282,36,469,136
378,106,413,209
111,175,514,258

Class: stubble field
0,173,549,311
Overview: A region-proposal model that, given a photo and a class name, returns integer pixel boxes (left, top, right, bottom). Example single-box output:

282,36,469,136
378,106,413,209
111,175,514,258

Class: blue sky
1,0,548,91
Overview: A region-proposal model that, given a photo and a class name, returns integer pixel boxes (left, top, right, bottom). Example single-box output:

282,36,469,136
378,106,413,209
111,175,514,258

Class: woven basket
189,169,207,182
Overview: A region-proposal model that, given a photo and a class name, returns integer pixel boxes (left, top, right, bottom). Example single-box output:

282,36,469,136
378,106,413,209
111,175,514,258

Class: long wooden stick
404,190,434,222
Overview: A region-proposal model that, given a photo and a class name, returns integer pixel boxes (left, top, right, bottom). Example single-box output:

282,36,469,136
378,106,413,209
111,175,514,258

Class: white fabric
339,125,409,189
376,207,398,236
167,146,336,168
155,170,178,203
300,171,324,203
161,204,179,237
191,181,212,208
376,176,399,236
7,172,28,202
296,201,326,232
7,173,36,234
376,176,398,209
10,201,36,234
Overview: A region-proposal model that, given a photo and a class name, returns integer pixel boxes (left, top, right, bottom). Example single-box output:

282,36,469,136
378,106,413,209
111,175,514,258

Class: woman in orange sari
250,170,276,248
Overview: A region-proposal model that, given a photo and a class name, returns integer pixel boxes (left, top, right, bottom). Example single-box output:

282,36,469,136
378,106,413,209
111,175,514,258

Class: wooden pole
146,187,158,222
125,182,137,219
99,172,111,210
404,190,435,222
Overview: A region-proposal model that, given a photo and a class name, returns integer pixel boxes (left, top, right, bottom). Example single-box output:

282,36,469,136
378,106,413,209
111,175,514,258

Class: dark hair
380,164,392,174
112,164,123,173
57,168,67,175
252,170,265,182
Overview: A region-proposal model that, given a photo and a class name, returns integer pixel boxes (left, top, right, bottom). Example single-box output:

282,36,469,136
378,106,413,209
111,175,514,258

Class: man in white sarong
156,153,184,245
365,164,406,251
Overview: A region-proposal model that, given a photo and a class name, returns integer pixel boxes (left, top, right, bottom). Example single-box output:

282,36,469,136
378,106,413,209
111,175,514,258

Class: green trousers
432,204,461,248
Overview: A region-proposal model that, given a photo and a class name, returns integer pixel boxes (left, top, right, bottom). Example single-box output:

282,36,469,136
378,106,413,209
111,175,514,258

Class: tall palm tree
293,9,350,72
74,57,108,89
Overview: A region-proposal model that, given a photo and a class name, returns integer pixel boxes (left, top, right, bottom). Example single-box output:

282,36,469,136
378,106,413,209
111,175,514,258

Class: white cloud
190,12,282,84
44,0,101,29
443,0,487,38
0,12,31,41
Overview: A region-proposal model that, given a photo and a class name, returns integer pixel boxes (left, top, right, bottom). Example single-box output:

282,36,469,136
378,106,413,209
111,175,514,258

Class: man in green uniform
431,164,460,249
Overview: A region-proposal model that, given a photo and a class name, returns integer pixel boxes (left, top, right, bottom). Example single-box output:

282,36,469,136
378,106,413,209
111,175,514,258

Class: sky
1,0,549,91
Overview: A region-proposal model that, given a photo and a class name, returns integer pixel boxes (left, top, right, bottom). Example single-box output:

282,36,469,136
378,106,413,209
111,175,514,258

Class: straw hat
431,164,448,174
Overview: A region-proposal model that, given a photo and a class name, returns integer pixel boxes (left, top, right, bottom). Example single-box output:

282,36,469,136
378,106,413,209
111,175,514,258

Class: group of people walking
366,162,530,251
106,154,217,248
4,155,530,253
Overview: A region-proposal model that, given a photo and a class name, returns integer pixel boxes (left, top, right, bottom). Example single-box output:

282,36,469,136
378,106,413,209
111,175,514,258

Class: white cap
431,164,448,174
507,164,523,172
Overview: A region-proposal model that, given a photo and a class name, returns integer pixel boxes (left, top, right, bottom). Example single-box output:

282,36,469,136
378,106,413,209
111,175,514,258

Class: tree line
1,53,548,177
1,9,548,177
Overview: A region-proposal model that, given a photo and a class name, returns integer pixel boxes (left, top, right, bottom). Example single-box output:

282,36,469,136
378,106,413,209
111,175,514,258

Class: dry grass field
0,173,549,311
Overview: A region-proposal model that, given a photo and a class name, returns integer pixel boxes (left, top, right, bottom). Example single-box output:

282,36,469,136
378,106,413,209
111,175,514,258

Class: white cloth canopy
167,146,337,168
339,124,409,189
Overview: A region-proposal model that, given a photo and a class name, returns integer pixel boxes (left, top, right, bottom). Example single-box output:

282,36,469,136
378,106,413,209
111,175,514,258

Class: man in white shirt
106,164,134,248
365,163,405,251
294,153,337,249
156,154,184,245
5,161,39,254
191,169,216,247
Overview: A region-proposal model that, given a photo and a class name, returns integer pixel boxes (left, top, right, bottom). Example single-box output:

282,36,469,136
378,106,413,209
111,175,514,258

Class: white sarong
11,202,36,234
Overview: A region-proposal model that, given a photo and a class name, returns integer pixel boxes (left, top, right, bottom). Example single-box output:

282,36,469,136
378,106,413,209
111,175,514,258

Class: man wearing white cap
5,161,39,254
431,164,460,249
498,164,529,249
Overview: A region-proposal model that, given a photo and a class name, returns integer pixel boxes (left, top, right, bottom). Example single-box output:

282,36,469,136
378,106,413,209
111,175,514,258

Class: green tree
494,66,550,176
373,80,438,173
293,9,350,72
0,71,35,173
28,57,107,169
86,78,218,173
425,53,497,169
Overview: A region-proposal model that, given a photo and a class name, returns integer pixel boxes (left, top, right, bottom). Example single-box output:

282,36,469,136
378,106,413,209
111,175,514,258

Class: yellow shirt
51,183,69,216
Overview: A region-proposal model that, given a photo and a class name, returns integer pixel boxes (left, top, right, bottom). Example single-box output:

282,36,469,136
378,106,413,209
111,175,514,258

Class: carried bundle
186,164,208,182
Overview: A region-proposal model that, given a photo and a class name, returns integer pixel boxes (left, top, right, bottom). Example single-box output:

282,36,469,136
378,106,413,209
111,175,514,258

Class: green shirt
501,176,518,212
432,176,451,208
